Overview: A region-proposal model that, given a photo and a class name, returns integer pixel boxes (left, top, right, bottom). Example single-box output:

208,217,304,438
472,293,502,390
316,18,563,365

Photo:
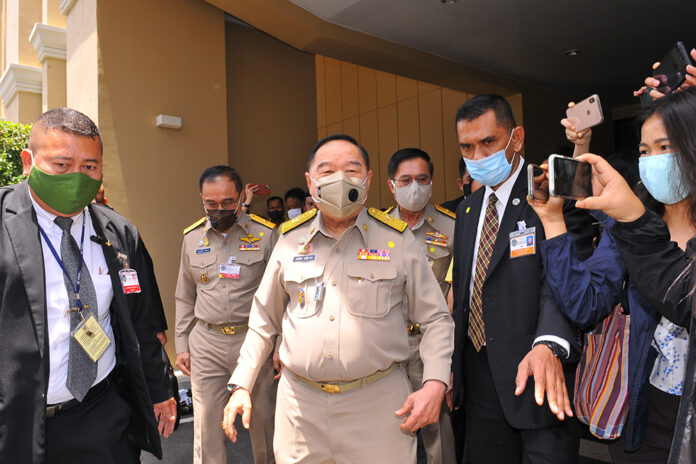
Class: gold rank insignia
201,272,208,283
435,204,456,219
367,207,407,232
298,288,305,309
248,213,276,229
183,217,206,235
280,208,317,235
240,234,261,244
385,206,395,214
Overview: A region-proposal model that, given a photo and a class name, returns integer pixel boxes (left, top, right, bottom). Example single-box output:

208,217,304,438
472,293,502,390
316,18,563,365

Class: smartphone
566,94,604,132
527,164,549,202
548,154,592,200
251,184,271,196
652,42,695,95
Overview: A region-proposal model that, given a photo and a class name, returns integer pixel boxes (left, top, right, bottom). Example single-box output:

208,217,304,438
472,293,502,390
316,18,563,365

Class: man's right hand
175,352,191,376
223,388,252,443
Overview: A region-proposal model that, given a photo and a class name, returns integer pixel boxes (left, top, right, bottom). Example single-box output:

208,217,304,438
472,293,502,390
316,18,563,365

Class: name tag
71,315,111,362
196,248,211,254
293,254,316,263
509,227,536,258
119,268,141,294
219,264,240,279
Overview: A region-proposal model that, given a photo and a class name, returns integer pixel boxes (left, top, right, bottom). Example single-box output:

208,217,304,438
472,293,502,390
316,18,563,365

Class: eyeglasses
203,198,239,210
392,175,432,188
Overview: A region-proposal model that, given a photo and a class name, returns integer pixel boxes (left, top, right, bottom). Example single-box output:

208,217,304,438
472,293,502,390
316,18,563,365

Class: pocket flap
190,252,217,268
284,264,324,283
346,264,397,281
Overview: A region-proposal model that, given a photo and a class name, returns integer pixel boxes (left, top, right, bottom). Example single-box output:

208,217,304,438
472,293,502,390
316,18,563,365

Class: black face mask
268,210,284,221
207,209,238,231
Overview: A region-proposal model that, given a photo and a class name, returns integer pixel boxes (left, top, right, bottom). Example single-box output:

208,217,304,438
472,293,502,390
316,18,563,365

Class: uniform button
331,279,337,286
329,315,335,321
328,352,334,359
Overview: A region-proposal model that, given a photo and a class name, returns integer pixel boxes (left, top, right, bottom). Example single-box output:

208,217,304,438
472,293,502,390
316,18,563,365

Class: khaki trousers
405,332,456,464
190,322,276,464
274,365,416,464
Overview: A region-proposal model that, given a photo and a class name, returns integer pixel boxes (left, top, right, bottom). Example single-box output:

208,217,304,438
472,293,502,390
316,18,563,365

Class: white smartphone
566,94,604,132
548,154,592,200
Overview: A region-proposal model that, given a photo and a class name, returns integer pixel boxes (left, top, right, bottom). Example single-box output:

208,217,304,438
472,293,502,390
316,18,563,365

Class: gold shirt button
328,352,334,359
329,315,335,321
331,279,337,286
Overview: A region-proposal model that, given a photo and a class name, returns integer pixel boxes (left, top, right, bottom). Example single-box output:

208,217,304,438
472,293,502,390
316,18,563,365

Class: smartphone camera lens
589,97,595,103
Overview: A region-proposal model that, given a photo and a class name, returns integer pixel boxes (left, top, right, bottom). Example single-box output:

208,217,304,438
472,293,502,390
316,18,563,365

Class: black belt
46,371,116,418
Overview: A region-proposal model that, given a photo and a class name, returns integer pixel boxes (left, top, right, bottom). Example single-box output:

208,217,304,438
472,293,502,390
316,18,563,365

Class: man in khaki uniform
386,148,456,464
175,166,278,464
222,135,454,464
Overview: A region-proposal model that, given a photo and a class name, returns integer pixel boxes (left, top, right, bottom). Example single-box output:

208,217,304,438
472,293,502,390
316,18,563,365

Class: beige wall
316,55,523,207
92,0,228,358
225,18,317,215
4,89,40,122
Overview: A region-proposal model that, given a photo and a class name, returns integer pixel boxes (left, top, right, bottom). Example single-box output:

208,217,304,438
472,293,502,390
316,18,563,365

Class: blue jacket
540,214,662,452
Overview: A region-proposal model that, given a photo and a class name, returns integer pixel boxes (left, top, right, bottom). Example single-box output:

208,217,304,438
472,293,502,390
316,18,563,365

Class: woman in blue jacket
528,89,696,463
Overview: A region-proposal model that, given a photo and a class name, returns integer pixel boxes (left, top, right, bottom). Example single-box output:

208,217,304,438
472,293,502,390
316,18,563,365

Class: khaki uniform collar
307,207,369,245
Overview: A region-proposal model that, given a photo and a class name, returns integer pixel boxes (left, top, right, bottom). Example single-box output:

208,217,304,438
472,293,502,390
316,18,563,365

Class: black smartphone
548,155,592,200
527,164,549,202
652,42,695,95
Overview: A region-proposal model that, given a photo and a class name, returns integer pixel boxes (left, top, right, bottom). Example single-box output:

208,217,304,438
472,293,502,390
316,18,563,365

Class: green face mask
27,162,103,215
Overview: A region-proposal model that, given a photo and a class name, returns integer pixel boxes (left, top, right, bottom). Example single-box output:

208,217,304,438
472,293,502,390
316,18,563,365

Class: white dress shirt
468,157,570,355
30,192,117,404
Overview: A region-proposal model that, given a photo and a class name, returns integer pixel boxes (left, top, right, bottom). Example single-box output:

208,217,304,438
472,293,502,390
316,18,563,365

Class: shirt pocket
91,274,115,322
283,264,324,318
345,264,398,318
189,251,219,289
425,245,451,284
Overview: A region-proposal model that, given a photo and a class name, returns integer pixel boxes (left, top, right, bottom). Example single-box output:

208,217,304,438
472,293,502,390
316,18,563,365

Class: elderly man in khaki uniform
386,148,456,464
176,165,278,464
222,134,454,464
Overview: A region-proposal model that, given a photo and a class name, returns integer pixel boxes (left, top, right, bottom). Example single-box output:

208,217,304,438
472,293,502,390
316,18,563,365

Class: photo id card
219,264,241,279
119,268,141,294
509,227,536,258
71,315,112,362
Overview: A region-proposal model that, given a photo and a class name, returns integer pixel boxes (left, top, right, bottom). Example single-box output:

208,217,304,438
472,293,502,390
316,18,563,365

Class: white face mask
287,208,302,219
309,171,368,219
391,180,431,212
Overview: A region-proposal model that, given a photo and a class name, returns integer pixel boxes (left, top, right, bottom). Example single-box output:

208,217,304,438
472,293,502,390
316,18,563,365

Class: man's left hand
156,331,167,346
395,379,446,433
153,397,178,438
514,344,573,421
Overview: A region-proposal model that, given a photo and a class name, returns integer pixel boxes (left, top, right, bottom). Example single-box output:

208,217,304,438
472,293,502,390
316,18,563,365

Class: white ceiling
289,0,696,107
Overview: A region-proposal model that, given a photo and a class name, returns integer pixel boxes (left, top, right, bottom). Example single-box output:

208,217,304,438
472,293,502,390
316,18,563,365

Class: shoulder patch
368,207,407,232
183,217,206,235
385,206,395,214
435,204,456,219
280,208,317,235
248,213,276,229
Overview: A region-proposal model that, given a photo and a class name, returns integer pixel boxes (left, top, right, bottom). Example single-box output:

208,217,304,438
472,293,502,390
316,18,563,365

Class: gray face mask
310,171,368,219
392,180,431,212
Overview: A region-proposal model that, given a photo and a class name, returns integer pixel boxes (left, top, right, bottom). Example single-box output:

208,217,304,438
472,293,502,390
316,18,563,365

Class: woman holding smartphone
528,88,696,463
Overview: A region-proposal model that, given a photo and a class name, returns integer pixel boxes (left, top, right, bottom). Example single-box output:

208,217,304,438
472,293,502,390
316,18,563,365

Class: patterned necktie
468,193,499,351
54,216,98,402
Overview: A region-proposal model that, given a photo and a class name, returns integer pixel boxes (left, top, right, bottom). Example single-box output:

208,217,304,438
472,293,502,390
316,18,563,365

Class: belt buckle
320,383,341,394
222,325,236,335
408,323,420,335
46,404,61,418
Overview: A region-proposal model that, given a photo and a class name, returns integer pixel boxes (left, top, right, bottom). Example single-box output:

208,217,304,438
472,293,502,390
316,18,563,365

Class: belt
407,323,421,335
288,363,399,394
45,371,115,418
198,319,248,335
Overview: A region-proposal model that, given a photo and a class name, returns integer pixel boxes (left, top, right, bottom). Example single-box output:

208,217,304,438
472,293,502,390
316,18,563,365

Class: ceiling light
565,49,581,57
440,0,457,4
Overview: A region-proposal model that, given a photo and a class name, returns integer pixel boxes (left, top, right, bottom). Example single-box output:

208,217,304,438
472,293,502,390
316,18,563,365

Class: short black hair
29,107,102,153
284,187,306,204
458,157,466,179
455,94,517,132
198,165,243,194
387,148,434,179
308,134,370,170
267,196,283,208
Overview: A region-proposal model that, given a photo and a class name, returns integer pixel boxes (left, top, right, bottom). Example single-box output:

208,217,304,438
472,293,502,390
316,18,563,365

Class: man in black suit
451,95,580,463
0,108,177,463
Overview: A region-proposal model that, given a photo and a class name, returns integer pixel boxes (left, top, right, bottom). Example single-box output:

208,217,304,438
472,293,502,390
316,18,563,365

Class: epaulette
435,204,456,219
368,207,407,232
183,217,206,235
280,208,317,235
248,213,276,229
385,206,395,214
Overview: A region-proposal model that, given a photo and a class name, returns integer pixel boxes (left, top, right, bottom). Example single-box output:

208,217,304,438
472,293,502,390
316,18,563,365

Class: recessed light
440,0,457,4
565,49,581,57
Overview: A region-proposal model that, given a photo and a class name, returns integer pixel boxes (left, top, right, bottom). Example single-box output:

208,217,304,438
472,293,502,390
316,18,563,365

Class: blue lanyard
38,212,88,311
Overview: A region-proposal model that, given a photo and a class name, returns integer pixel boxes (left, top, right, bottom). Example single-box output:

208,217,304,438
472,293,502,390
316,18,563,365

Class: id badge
119,268,141,294
219,264,241,279
71,315,112,362
509,227,536,258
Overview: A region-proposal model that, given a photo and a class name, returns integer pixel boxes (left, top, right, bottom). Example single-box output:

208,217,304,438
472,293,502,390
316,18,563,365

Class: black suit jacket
451,163,580,429
0,182,173,463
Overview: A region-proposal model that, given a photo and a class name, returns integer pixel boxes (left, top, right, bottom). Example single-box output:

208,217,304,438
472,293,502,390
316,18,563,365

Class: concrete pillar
0,63,42,122
29,23,66,111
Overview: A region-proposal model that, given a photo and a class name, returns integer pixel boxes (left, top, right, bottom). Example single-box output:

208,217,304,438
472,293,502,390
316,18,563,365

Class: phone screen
527,164,549,202
552,157,592,199
653,42,694,95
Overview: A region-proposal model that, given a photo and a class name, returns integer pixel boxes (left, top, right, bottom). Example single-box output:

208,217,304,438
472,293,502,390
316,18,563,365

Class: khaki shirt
388,203,455,296
230,207,453,390
175,212,278,353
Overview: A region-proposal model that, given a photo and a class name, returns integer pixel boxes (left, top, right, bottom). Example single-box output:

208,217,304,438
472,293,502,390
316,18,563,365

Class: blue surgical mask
463,130,515,187
639,153,689,204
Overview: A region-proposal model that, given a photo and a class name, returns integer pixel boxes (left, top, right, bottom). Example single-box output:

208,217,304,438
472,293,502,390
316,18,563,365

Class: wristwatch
533,340,568,359
241,203,250,208
227,383,245,394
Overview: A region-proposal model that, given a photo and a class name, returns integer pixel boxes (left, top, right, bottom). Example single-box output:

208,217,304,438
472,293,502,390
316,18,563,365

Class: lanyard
38,212,88,312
